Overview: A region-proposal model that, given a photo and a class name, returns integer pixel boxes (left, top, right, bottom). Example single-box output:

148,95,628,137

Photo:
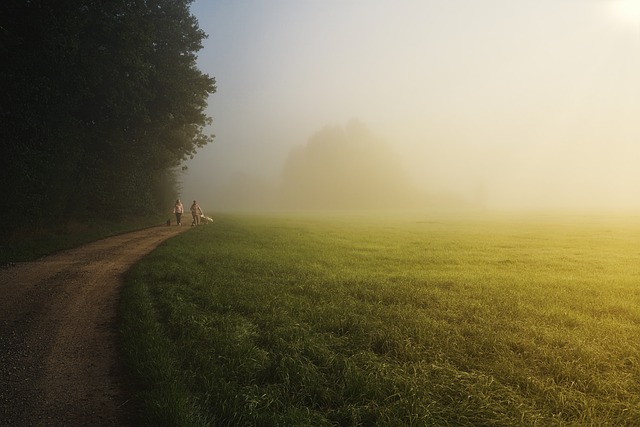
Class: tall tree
0,0,215,236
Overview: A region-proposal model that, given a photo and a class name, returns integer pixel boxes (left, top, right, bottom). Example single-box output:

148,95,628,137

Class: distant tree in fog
280,120,420,210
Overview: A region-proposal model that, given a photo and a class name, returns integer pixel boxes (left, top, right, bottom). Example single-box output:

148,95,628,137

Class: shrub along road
0,224,189,425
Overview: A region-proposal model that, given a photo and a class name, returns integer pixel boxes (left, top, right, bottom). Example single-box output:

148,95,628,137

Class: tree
0,0,215,237
280,120,420,210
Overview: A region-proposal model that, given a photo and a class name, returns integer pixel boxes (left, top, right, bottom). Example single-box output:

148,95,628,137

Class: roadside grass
0,214,166,265
120,212,640,426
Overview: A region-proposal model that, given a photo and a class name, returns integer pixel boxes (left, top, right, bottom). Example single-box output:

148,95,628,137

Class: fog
181,0,640,213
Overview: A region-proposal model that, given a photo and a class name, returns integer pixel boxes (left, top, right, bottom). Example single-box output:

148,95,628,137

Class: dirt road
0,224,188,426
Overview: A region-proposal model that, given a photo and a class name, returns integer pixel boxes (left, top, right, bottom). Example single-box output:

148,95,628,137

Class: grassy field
120,212,640,426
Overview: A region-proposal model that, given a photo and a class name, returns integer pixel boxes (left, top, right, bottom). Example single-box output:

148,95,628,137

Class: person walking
174,199,184,226
190,200,203,226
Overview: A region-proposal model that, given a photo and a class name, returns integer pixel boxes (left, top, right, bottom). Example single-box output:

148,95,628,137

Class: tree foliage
0,0,215,236
280,120,421,210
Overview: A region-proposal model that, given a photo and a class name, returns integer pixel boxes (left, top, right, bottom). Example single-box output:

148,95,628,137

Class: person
174,199,184,226
190,200,203,226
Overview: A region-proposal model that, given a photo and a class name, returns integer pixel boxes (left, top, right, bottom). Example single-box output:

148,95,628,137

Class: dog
200,214,214,224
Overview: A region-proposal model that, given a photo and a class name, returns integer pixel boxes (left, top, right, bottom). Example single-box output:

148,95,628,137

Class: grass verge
120,212,640,426
0,214,166,265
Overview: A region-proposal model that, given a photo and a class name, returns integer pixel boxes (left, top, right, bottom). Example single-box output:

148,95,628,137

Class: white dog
200,214,214,224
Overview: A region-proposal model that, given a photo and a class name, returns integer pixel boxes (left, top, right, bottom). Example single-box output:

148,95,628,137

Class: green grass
120,212,640,426
0,214,166,265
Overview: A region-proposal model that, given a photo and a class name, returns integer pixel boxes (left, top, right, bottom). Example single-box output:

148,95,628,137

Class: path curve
0,224,188,426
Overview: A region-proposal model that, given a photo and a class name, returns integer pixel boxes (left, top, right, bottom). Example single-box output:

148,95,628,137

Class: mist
184,118,640,213
190,121,426,212
181,0,640,214
281,120,433,210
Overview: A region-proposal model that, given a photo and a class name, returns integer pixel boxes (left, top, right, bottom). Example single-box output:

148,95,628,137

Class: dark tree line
0,0,215,238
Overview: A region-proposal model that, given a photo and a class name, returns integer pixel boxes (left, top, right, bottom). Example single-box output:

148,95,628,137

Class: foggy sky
181,0,640,212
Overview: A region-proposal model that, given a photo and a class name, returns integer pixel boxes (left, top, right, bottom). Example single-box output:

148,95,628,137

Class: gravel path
0,224,188,426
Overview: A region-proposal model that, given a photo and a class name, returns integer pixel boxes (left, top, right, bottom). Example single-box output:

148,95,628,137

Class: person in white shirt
174,199,184,226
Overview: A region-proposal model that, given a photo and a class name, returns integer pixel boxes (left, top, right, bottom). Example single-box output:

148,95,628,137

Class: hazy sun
609,0,640,26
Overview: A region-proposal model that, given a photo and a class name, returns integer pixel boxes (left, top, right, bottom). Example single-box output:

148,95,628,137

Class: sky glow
183,0,640,212
610,0,640,26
